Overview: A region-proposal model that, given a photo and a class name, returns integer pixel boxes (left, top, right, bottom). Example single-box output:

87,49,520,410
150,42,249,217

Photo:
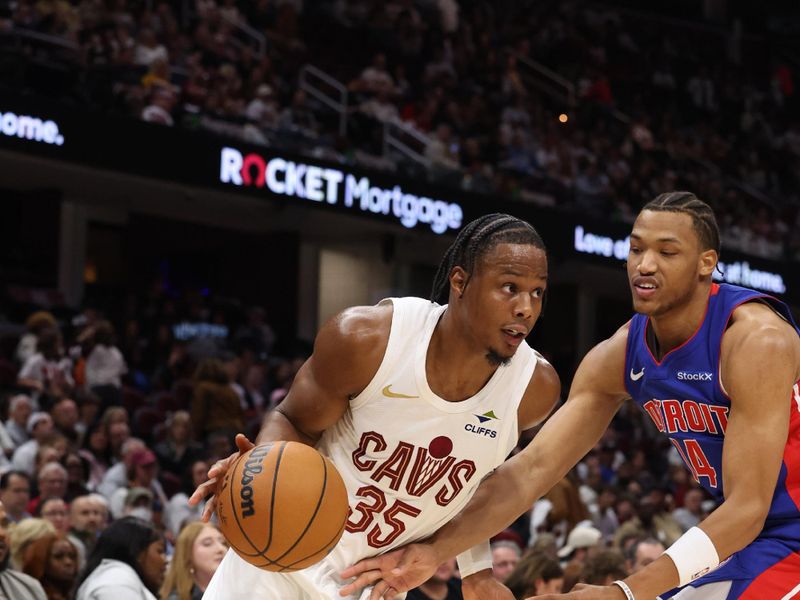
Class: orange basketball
216,441,349,572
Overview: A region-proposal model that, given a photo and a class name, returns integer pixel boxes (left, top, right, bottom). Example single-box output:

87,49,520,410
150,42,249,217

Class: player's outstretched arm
565,304,800,600
189,303,392,520
340,326,630,599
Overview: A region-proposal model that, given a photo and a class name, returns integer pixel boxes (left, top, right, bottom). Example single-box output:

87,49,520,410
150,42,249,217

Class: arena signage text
219,146,463,235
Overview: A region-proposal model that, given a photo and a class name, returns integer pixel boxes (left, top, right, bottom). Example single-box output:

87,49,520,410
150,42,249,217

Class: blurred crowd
2,0,799,260
0,279,721,598
0,290,306,598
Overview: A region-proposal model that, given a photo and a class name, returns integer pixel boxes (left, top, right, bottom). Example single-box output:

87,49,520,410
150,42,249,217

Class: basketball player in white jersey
189,213,561,600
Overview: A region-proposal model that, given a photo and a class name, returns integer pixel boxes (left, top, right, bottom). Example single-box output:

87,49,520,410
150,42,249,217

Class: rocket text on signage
219,147,463,234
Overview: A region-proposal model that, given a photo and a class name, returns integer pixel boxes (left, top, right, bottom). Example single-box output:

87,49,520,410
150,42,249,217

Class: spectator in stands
12,412,54,476
425,123,461,173
159,521,227,600
530,477,590,549
50,398,80,446
406,558,462,600
17,329,74,403
0,418,13,465
358,88,399,123
624,537,665,574
109,448,167,520
5,394,33,448
28,462,68,516
0,500,48,599
68,494,108,568
279,89,319,138
141,87,177,126
9,517,56,570
15,312,58,366
671,486,705,532
244,84,279,125
102,407,130,458
134,28,168,67
556,525,602,567
62,452,91,501
350,52,394,95
267,357,303,409
164,459,208,538
85,321,127,403
98,436,144,499
240,363,267,423
153,411,202,483
190,358,243,443
613,488,683,548
37,497,69,535
0,470,32,523
579,548,628,586
505,550,564,598
75,517,166,600
78,422,111,491
590,484,619,542
490,539,521,583
21,532,79,600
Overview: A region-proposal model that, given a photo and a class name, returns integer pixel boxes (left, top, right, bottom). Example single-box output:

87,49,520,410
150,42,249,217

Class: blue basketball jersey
624,283,800,528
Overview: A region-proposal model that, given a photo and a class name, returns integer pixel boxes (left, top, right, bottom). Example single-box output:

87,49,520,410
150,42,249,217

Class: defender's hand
462,570,514,600
339,544,440,599
188,433,255,521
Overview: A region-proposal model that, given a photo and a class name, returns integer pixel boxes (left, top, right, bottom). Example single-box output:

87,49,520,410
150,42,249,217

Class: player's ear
699,249,717,277
450,266,468,298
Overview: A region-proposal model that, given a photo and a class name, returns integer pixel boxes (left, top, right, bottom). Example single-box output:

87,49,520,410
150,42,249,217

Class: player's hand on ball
188,433,255,521
461,570,515,600
527,583,625,599
339,544,439,599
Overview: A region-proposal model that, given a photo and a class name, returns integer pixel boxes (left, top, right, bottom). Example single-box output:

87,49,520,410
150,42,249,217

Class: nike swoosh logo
382,385,419,399
630,368,645,381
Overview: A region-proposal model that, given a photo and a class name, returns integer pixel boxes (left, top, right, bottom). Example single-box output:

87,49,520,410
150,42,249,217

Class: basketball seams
260,440,287,556
270,450,329,563
222,442,348,572
279,517,348,572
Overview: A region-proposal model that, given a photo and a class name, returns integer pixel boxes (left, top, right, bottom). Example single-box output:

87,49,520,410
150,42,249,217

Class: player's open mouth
633,277,658,299
502,327,526,346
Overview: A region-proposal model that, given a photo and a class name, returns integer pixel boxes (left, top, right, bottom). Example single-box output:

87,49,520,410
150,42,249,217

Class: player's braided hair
430,213,545,304
642,192,721,255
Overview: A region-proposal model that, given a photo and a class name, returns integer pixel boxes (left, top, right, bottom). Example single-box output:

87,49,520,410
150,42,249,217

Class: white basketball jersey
306,296,539,597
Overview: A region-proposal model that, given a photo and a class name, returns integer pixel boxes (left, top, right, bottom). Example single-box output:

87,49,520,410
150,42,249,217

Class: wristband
663,526,720,586
612,580,635,600
456,541,493,578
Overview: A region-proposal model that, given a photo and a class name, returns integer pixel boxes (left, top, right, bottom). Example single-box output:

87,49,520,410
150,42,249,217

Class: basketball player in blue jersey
189,214,561,600
341,192,800,600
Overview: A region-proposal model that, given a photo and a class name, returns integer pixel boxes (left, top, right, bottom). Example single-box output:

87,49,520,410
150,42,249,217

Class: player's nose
637,250,658,274
513,294,533,319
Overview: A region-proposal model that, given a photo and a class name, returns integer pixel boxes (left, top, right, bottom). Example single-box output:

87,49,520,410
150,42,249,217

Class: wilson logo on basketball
239,444,271,517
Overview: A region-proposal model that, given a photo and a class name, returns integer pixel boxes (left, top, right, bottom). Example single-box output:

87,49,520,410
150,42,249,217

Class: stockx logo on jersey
465,411,499,438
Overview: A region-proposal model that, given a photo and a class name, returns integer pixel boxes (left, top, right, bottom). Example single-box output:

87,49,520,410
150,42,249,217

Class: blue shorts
661,522,800,599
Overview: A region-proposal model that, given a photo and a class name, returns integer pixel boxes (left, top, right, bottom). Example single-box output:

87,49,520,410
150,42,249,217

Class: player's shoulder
317,302,394,352
725,301,800,364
